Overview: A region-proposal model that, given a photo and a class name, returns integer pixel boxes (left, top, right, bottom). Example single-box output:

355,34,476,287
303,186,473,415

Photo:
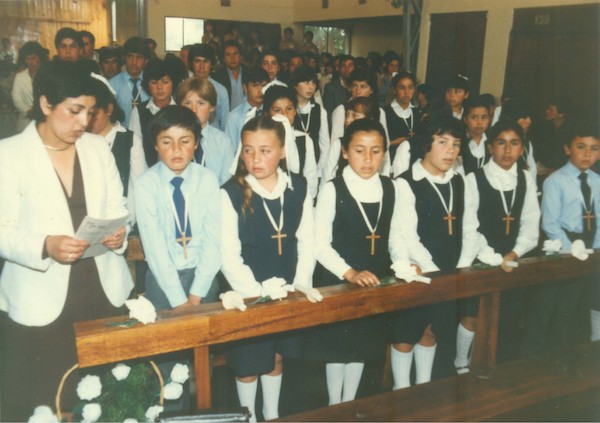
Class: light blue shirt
227,68,245,111
109,70,150,128
209,76,230,132
542,161,600,248
200,124,235,186
135,161,221,307
225,100,255,153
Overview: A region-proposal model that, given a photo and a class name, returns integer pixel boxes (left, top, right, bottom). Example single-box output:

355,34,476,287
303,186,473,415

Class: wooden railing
74,252,600,409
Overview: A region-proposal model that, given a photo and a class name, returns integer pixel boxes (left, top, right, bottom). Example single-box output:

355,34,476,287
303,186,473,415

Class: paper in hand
75,214,129,258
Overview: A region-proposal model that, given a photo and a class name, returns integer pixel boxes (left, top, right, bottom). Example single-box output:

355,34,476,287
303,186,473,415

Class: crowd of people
0,23,598,422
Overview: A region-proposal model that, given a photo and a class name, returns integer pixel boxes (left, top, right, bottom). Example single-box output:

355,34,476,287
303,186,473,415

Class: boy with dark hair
225,67,270,153
109,36,151,127
523,119,600,359
188,43,230,131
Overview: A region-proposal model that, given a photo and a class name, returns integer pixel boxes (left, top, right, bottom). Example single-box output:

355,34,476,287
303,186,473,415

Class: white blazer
0,122,134,326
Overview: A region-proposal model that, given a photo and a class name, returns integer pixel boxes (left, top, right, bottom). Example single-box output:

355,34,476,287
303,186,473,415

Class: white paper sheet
75,215,129,258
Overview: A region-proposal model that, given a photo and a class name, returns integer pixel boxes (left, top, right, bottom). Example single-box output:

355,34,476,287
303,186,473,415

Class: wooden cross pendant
272,230,287,256
583,211,596,232
366,231,381,255
176,232,192,259
502,214,515,235
443,212,456,236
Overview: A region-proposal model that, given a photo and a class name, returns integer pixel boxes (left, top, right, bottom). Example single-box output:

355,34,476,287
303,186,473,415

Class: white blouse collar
412,159,456,184
391,99,414,119
342,165,383,202
245,168,290,200
468,133,487,157
485,159,518,190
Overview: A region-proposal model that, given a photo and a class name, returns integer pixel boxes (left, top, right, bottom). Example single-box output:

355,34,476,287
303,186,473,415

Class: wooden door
504,4,599,122
425,12,487,98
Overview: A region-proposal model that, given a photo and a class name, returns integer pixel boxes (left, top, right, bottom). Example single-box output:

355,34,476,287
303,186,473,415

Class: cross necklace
168,187,192,259
355,197,383,256
492,175,517,236
580,185,595,232
426,178,455,236
262,196,287,256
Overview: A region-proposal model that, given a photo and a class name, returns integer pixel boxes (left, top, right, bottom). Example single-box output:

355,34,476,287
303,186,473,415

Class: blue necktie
171,177,192,246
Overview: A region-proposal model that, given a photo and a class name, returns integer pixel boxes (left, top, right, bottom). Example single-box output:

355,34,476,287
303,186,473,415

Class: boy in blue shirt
523,119,600,357
135,105,221,309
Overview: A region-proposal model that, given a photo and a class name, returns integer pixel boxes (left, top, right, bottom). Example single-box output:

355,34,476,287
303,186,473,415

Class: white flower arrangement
125,296,157,324
30,362,189,422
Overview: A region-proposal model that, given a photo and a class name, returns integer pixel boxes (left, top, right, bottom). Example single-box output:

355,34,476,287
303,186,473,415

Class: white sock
591,309,600,342
391,347,413,390
341,362,364,402
325,363,344,405
236,379,257,423
454,323,475,373
260,373,282,420
414,343,436,384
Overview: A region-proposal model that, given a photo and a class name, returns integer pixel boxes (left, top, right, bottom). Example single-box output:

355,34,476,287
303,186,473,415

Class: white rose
163,382,183,400
76,375,102,401
111,363,131,381
170,363,189,384
145,405,163,422
28,406,59,423
81,403,102,423
125,296,157,324
123,419,138,423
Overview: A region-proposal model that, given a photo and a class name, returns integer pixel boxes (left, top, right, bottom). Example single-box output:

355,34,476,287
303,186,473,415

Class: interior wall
0,0,111,58
350,18,404,58
146,0,299,57
293,0,402,22
417,0,600,99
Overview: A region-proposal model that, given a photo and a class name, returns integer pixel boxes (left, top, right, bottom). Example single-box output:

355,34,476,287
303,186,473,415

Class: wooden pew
74,253,600,409
276,342,600,422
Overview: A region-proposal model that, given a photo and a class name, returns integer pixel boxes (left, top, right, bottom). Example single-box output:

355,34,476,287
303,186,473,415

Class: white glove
543,239,562,254
260,277,289,300
294,284,323,303
571,239,593,261
477,250,504,266
391,262,432,284
220,291,247,311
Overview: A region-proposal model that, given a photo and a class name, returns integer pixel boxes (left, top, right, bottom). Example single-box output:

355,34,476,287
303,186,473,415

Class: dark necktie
580,172,592,210
171,177,192,243
131,78,140,107
195,142,204,164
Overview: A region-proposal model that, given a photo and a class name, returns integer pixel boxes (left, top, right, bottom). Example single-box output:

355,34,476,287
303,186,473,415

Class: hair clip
458,74,469,81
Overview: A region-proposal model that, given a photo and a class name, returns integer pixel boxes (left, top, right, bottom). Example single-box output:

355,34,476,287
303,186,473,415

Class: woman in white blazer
0,60,134,420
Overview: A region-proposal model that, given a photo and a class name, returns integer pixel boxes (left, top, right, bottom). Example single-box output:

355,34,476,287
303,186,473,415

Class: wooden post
194,346,212,409
471,292,500,378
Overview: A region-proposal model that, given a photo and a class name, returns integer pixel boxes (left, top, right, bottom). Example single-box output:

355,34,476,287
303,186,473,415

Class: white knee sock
591,309,600,342
391,347,413,390
341,362,364,402
414,343,436,384
454,323,475,373
236,379,258,423
325,363,344,405
260,373,282,420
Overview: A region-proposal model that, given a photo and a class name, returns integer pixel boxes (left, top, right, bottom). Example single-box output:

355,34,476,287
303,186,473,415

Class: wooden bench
276,342,600,421
74,253,600,410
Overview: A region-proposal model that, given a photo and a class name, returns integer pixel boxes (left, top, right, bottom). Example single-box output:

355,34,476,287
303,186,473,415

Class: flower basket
54,360,165,422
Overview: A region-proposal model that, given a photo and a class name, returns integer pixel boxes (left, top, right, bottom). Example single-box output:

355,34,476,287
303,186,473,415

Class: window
304,25,348,55
165,17,205,52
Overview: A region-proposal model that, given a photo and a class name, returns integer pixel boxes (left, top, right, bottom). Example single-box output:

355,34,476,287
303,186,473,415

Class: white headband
91,72,117,96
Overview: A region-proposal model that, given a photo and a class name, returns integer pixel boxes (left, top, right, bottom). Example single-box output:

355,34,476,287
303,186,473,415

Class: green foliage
74,362,161,422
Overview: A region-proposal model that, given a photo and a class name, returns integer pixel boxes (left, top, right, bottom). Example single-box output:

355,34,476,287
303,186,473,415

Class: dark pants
520,278,586,357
